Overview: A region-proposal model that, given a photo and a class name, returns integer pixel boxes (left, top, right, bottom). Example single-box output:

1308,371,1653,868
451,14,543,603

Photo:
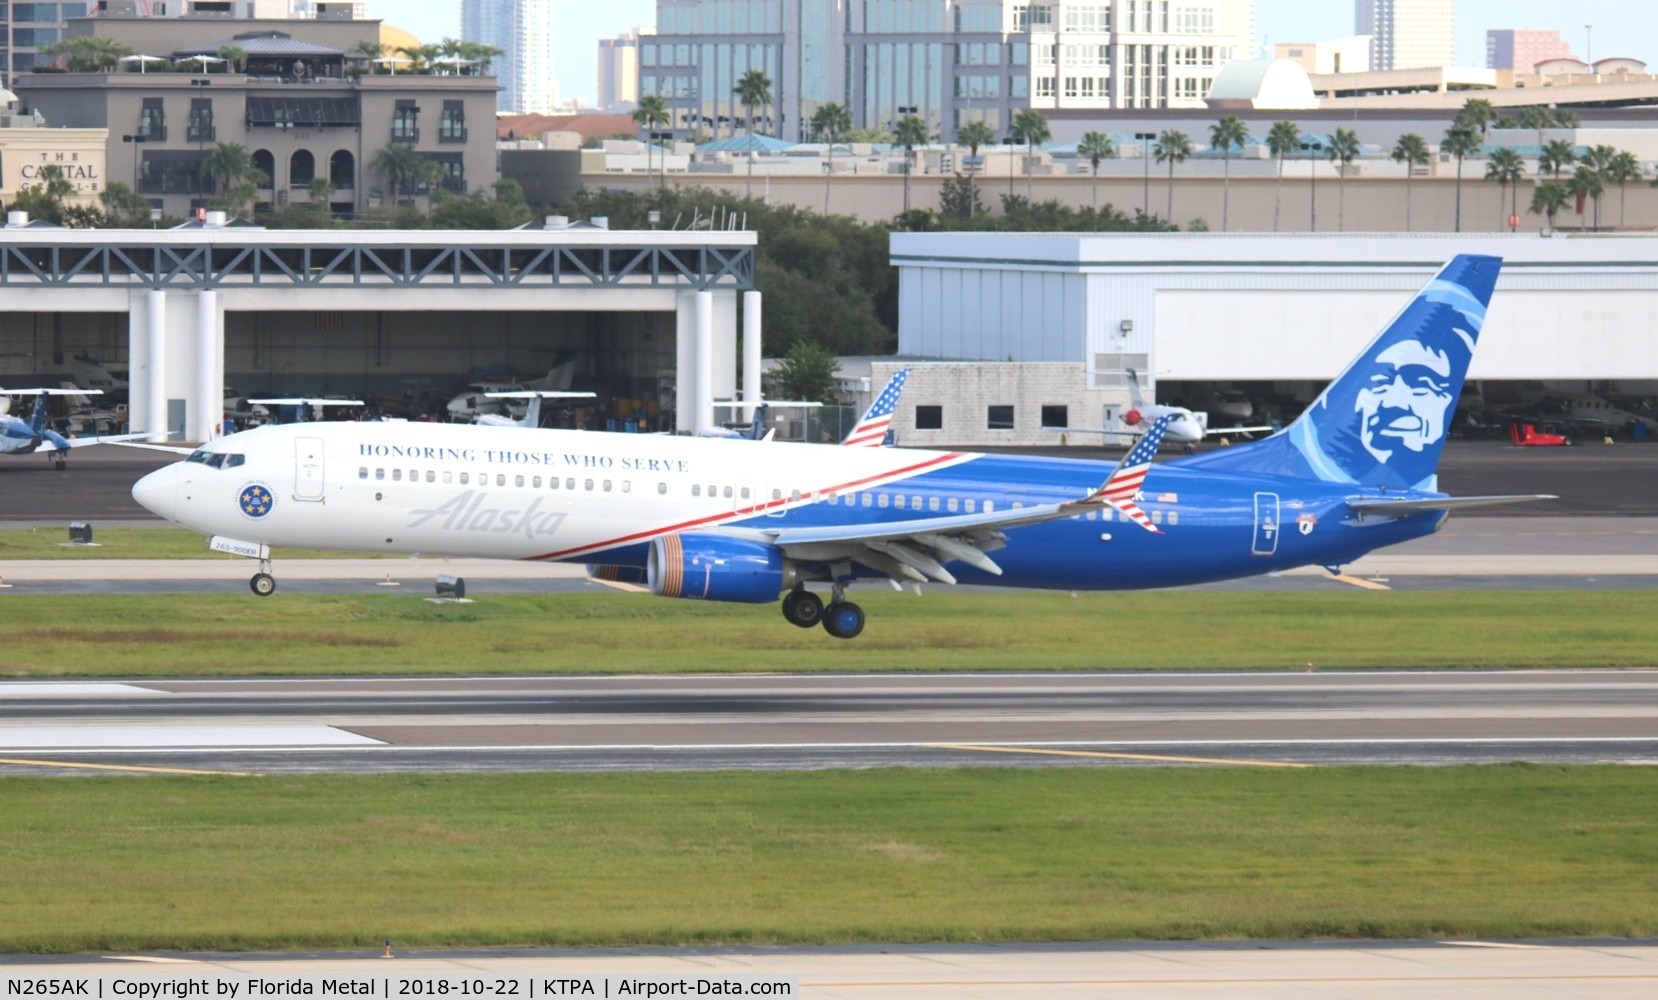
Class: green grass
2,766,1655,952
3,590,1657,675
0,527,394,560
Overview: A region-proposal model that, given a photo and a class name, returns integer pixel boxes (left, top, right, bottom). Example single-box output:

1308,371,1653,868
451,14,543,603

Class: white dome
1206,59,1320,110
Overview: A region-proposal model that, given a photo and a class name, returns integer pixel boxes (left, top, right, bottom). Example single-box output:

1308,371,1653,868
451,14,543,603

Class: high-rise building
1486,28,1573,72
463,0,556,113
1355,0,1454,71
599,27,654,111
642,0,1247,145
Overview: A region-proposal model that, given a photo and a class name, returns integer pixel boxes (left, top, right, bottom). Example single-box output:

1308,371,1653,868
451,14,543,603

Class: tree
100,181,155,227
397,44,443,73
1484,147,1525,231
371,142,425,205
1605,150,1643,228
1209,114,1247,231
307,176,335,204
1441,124,1482,233
1010,109,1050,204
733,68,773,200
1266,120,1301,232
1325,127,1360,231
1077,130,1115,210
216,44,247,73
633,94,669,189
200,142,266,214
1553,108,1580,131
1582,145,1617,228
8,165,75,224
1567,164,1604,230
1529,180,1570,228
893,114,930,214
772,338,840,406
459,41,504,75
810,102,852,215
1390,133,1429,232
1513,105,1555,149
956,119,996,215
1153,129,1192,224
39,36,131,72
1458,97,1498,138
1539,139,1577,182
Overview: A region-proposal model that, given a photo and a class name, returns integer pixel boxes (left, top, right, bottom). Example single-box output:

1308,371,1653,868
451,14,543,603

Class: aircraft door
295,436,325,501
1252,491,1280,556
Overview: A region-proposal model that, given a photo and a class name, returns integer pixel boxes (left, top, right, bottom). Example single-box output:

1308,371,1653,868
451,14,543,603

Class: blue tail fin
1178,254,1501,491
27,393,49,435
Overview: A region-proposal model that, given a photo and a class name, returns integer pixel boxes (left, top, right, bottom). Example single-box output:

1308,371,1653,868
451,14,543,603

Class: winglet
1086,414,1174,533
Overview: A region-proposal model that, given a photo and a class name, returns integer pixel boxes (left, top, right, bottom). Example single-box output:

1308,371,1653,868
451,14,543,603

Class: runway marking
935,744,1313,768
0,683,167,698
0,757,258,776
105,956,207,964
1330,573,1392,590
0,725,385,749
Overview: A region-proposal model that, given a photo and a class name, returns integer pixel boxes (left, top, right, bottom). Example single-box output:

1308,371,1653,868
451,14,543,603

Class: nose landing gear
249,555,277,596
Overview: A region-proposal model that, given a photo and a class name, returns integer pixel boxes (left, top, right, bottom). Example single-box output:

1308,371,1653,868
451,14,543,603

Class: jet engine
647,533,799,603
586,564,649,586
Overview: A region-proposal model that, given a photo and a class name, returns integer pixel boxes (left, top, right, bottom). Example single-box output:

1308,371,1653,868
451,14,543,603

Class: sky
370,0,1649,108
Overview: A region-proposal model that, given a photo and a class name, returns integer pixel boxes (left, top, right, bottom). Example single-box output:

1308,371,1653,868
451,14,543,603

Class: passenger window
658,482,667,495
533,476,541,488
966,499,977,513
929,497,941,511
358,466,368,480
426,471,435,483
1086,509,1097,520
392,469,402,481
693,484,702,497
566,478,575,490
604,480,613,492
376,468,385,481
791,489,802,503
459,472,468,485
708,484,717,497
723,486,732,499
622,481,631,493
1012,501,1024,510
984,500,995,513
443,471,453,484
585,479,594,491
947,498,959,513
877,493,889,508
740,486,749,499
860,493,872,508
515,475,525,487
496,474,506,487
1168,511,1179,526
409,469,417,482
894,495,906,509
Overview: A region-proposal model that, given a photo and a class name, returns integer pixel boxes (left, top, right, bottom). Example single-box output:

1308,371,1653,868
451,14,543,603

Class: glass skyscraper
463,0,557,113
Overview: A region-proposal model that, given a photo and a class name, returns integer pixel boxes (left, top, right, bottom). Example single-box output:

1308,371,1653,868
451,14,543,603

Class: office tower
1356,0,1455,71
599,27,654,110
1486,28,1573,72
463,0,557,113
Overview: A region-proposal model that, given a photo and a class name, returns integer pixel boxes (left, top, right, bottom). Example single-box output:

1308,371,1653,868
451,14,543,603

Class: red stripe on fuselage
524,450,971,562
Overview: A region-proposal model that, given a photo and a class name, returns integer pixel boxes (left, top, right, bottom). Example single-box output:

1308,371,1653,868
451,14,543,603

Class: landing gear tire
782,587,825,628
250,572,276,596
54,458,66,470
822,601,865,640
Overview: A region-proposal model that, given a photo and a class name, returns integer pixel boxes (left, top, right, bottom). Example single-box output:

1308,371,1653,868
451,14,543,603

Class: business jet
2,388,140,467
130,255,1548,638
1119,369,1275,451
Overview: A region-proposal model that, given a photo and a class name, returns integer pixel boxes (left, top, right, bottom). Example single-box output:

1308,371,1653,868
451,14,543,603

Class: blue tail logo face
1289,254,1500,490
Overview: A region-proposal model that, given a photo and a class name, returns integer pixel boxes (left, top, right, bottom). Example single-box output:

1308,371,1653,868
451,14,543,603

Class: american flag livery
1089,414,1174,533
842,369,911,447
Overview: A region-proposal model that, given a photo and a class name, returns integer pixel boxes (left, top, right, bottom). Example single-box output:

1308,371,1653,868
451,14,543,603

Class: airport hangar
877,232,1658,447
0,217,759,442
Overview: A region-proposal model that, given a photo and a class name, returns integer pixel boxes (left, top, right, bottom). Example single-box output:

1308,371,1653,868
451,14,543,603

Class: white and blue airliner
131,255,1547,638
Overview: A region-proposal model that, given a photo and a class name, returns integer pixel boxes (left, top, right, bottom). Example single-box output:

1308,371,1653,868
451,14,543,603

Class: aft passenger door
295,436,325,501
1251,491,1279,556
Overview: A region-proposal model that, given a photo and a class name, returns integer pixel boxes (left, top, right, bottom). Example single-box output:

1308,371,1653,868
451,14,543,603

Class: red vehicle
1510,421,1571,446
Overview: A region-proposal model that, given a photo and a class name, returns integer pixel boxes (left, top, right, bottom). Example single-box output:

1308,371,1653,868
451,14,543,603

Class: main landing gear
781,584,865,640
250,555,276,596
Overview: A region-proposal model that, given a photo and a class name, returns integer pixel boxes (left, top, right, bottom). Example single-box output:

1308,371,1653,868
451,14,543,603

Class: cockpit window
205,454,227,469
187,450,210,464
225,454,245,468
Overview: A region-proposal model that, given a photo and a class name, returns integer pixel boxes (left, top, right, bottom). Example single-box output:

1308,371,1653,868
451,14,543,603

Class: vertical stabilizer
1178,254,1501,490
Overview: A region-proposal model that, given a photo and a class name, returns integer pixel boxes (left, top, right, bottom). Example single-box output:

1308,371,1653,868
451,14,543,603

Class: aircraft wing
1346,494,1557,517
109,440,196,456
1203,424,1276,437
39,431,153,452
484,391,597,399
758,416,1177,584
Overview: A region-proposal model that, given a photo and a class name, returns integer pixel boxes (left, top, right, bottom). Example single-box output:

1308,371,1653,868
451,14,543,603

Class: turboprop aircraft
2,388,141,468
130,255,1548,638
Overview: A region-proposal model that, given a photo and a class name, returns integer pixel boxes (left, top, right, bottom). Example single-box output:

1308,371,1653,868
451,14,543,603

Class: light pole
1135,131,1157,217
121,134,148,195
1301,139,1324,232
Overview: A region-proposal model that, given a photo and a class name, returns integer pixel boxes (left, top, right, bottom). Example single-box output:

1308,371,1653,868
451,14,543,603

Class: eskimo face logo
1354,339,1458,464
238,482,274,519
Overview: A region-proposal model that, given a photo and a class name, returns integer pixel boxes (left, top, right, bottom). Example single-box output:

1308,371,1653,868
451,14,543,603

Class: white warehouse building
879,232,1658,446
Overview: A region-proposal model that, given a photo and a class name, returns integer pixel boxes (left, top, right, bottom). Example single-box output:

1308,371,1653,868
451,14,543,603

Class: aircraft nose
132,464,181,520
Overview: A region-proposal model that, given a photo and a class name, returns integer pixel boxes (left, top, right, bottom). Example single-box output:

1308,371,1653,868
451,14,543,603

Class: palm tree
733,68,773,200
894,114,930,213
1442,124,1482,233
1514,105,1554,150
216,44,247,74
810,102,852,215
1209,114,1247,230
1552,108,1580,131
1484,147,1525,231
371,142,424,204
1582,145,1617,228
1077,130,1115,209
1153,129,1192,224
633,94,668,189
1325,127,1360,231
1604,150,1643,228
1529,180,1570,229
1390,133,1429,232
199,142,261,201
459,42,504,75
1010,109,1051,203
1266,120,1300,232
1539,139,1577,182
957,119,995,214
1567,164,1604,230
40,36,131,72
1458,97,1498,139
307,177,335,204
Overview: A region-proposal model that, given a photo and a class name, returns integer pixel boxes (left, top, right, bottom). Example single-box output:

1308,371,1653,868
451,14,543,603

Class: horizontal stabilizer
1347,494,1557,517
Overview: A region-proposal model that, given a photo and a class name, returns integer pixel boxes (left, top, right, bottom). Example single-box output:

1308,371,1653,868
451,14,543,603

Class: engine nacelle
586,564,649,586
648,533,795,603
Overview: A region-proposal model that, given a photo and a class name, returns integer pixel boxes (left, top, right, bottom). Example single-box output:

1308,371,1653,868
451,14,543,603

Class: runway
3,670,1656,775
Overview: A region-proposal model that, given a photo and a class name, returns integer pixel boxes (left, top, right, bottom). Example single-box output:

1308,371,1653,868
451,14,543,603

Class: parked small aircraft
1,389,140,467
